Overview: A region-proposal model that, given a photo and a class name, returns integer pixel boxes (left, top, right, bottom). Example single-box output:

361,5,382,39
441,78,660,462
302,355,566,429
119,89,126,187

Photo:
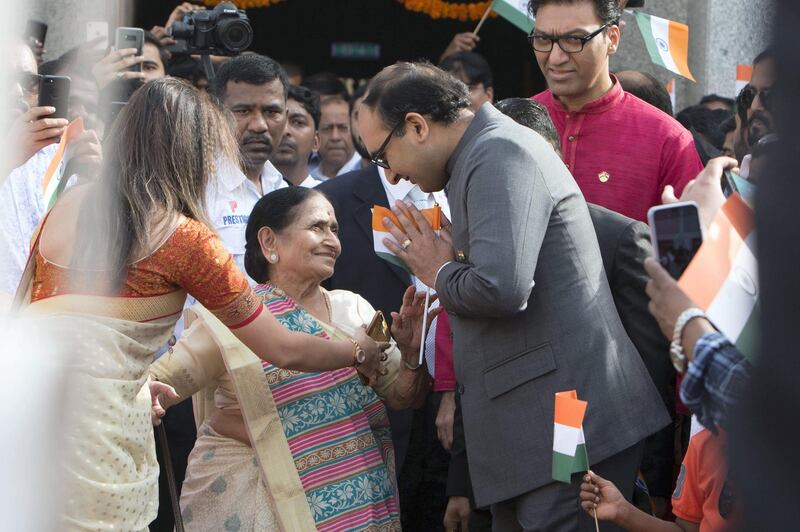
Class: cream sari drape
23,291,186,531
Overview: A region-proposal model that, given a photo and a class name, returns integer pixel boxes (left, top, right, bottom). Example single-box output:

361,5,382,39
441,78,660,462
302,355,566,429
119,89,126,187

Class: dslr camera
168,2,253,56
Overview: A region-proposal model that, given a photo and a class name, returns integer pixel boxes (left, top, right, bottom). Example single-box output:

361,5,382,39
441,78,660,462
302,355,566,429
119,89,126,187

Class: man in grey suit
358,62,669,531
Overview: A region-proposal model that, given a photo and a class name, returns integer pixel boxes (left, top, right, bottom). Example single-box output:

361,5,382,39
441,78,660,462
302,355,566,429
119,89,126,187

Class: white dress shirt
310,151,365,181
377,167,450,374
207,159,287,281
297,174,323,188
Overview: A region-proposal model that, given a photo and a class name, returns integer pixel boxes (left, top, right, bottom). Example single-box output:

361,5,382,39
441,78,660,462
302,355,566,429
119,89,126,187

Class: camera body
168,2,253,56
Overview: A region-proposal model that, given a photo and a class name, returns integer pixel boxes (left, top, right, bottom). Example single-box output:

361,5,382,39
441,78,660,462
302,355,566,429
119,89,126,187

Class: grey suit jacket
435,104,669,507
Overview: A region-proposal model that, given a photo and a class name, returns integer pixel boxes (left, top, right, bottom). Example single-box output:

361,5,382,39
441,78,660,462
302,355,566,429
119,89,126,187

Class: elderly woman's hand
391,285,443,361
352,328,390,385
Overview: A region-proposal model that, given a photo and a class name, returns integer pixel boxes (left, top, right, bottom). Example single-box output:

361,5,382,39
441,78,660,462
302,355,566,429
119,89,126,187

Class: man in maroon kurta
529,0,702,222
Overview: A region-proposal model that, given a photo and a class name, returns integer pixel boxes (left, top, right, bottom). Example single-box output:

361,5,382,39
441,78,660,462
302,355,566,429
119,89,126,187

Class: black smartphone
647,202,703,279
38,75,71,119
721,170,740,198
115,27,144,72
25,19,48,45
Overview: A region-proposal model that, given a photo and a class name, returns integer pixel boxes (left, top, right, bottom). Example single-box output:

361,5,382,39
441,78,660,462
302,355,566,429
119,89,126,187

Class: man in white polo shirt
208,54,290,277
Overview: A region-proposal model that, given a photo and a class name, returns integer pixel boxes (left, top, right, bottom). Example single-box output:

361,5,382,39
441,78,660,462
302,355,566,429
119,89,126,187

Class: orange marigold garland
399,0,497,22
201,0,496,23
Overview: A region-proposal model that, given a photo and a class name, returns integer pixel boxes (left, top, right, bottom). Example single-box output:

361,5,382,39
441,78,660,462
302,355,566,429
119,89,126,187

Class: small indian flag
666,78,677,112
42,117,85,210
491,0,534,33
678,195,759,362
372,204,441,273
552,390,589,483
635,12,695,81
736,64,753,95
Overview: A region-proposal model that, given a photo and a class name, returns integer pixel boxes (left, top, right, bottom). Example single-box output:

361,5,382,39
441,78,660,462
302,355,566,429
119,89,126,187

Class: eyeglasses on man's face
528,23,612,54
370,120,404,170
737,84,773,112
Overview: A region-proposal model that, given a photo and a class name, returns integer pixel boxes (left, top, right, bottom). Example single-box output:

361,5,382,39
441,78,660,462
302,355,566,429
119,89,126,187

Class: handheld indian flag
491,0,534,33
678,194,759,362
41,117,85,210
552,390,589,483
635,12,695,81
372,204,441,273
736,64,753,95
373,203,441,365
666,78,677,113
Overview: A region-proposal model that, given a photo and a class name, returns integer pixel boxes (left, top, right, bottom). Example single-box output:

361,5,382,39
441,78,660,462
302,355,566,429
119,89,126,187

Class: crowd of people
2,0,777,530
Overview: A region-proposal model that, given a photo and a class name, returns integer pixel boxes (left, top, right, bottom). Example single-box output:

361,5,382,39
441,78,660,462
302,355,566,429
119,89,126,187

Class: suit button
457,383,465,395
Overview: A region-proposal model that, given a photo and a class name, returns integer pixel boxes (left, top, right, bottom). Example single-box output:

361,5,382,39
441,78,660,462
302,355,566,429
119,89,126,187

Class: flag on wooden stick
552,390,589,483
635,12,695,81
491,0,535,33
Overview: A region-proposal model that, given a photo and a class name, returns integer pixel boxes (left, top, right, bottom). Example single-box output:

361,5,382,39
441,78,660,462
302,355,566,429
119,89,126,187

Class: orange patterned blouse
31,217,263,327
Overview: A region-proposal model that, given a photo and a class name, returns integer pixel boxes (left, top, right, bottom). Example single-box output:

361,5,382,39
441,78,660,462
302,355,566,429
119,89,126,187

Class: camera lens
217,18,253,52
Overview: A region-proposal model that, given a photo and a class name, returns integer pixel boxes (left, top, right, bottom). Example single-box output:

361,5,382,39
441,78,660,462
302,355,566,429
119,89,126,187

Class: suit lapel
352,166,412,286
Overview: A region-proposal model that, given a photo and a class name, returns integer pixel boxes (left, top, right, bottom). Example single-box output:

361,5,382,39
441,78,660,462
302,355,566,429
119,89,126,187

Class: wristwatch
349,338,366,366
670,308,706,373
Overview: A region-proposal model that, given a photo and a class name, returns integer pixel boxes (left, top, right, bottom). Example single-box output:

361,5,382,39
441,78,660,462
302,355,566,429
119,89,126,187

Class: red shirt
533,80,703,222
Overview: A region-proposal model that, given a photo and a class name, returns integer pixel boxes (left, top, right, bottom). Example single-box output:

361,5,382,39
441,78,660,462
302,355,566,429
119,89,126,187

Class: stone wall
27,0,134,63
611,0,774,112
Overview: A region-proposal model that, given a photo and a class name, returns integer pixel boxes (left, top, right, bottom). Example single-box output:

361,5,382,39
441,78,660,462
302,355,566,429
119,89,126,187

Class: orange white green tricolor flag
678,194,758,361
635,12,695,81
552,390,589,484
491,0,535,33
736,64,753,95
372,204,441,273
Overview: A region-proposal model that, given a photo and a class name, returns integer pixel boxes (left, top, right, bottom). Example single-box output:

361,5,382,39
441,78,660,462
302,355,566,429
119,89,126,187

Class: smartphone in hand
38,75,71,119
648,202,703,279
115,27,144,72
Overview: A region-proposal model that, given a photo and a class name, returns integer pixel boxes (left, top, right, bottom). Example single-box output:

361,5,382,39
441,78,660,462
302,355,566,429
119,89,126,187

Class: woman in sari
150,187,434,531
17,78,387,531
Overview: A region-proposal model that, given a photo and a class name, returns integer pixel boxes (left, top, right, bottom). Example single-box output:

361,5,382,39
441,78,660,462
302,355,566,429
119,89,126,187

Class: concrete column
28,0,135,62
611,0,773,112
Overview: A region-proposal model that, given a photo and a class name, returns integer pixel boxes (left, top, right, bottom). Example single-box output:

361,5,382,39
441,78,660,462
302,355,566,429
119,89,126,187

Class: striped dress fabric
256,284,400,532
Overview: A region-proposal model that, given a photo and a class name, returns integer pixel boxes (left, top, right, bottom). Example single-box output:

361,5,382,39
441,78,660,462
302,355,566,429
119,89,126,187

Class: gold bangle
403,358,421,371
348,338,365,366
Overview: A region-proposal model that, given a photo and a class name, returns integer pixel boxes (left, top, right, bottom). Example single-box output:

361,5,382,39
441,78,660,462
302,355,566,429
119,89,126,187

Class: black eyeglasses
528,23,611,54
370,121,404,170
737,84,772,112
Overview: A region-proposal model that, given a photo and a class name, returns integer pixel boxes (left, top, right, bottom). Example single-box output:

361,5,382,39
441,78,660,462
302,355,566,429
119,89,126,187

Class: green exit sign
331,42,381,60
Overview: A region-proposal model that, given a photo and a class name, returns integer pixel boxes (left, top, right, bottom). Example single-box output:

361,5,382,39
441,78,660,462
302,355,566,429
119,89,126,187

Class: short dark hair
362,61,470,133
244,187,327,283
676,105,730,150
719,115,737,135
439,52,494,89
350,82,369,112
302,72,349,101
699,93,735,109
495,98,561,153
144,30,171,69
616,70,673,116
287,84,321,129
211,54,289,100
754,46,776,66
528,0,621,25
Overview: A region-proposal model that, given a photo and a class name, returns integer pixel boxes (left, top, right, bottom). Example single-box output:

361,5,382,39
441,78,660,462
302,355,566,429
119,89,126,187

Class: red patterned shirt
533,79,703,222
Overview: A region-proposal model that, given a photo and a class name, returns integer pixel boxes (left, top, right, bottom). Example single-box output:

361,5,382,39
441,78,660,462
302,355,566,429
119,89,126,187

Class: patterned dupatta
255,283,400,532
